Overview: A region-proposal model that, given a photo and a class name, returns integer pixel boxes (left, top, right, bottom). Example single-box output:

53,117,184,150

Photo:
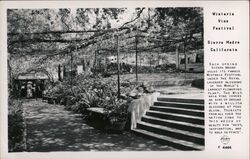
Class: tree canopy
7,7,203,79
8,8,203,55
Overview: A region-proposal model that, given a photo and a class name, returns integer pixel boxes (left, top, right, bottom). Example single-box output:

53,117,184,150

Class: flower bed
43,74,136,133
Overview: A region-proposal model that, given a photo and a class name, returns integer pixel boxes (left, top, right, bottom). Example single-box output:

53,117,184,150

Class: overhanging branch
119,8,145,28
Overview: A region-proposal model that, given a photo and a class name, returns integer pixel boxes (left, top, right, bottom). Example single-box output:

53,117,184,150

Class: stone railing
127,92,160,129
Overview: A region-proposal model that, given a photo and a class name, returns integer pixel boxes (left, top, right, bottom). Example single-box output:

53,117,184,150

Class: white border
0,1,249,159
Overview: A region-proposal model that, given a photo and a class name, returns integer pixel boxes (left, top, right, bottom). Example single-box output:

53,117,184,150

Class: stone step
141,115,204,135
157,97,204,104
154,101,204,110
132,128,204,150
150,106,204,117
137,121,204,145
146,110,204,125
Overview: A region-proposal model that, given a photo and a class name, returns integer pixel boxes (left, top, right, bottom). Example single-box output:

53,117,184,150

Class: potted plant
106,99,129,133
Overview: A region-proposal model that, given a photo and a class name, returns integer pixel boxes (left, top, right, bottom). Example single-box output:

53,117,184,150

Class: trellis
9,26,202,98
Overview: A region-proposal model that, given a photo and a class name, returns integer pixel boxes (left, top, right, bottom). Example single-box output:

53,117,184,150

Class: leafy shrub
45,74,135,116
191,78,204,89
44,73,138,132
8,98,25,152
108,100,129,122
155,63,180,73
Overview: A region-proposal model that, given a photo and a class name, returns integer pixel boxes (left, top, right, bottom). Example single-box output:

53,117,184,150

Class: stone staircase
132,97,204,151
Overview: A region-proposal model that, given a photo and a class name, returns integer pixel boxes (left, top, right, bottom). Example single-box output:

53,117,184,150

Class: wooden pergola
8,24,202,99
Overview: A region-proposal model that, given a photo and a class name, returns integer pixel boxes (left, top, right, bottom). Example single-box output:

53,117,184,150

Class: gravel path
23,99,172,152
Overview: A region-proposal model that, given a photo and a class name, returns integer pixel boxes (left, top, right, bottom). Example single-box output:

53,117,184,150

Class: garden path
23,99,172,152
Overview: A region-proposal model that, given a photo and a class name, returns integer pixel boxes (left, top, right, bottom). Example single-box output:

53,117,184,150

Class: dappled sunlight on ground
23,99,172,152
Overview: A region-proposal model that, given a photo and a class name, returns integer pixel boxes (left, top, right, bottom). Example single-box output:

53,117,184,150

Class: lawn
110,72,204,82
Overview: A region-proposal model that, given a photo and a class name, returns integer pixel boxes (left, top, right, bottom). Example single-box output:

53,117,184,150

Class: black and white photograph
7,7,204,152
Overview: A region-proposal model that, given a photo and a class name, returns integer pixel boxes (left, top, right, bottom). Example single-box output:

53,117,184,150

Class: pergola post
116,34,121,99
135,35,138,82
183,42,187,80
94,46,98,71
176,43,179,70
70,46,73,88
58,64,62,81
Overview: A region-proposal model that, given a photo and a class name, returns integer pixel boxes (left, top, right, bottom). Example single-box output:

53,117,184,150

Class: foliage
99,62,180,75
108,100,129,123
7,8,203,89
7,8,203,56
8,98,25,152
191,78,204,89
45,74,135,119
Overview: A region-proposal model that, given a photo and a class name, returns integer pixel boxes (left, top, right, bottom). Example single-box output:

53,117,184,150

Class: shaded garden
23,99,172,151
7,7,203,151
